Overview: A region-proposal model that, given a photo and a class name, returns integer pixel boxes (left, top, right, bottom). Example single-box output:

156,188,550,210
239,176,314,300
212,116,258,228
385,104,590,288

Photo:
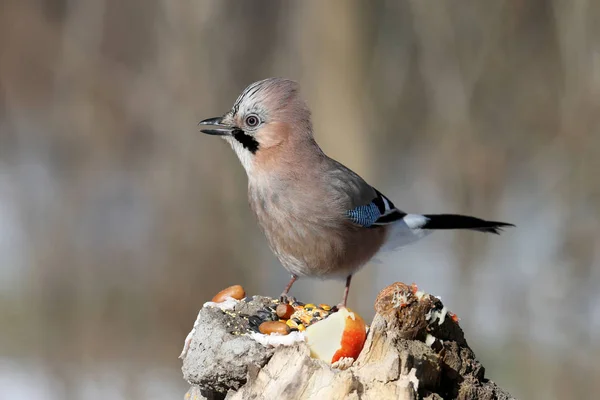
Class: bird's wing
347,189,407,227
322,158,407,228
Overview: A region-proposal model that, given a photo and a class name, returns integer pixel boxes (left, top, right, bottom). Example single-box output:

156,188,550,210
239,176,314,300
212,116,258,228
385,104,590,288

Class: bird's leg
280,274,298,303
339,275,352,309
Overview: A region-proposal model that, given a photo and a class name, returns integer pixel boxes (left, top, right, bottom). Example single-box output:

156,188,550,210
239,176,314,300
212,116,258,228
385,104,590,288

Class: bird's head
199,78,313,174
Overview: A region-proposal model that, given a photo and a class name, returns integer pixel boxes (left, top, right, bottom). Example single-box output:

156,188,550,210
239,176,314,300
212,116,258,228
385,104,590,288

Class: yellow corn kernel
286,319,299,329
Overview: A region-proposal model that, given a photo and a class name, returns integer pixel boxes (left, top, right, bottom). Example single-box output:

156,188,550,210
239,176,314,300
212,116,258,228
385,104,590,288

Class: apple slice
305,307,367,364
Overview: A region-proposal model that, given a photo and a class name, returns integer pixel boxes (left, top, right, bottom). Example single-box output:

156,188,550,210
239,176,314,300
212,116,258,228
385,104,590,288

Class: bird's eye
245,114,260,128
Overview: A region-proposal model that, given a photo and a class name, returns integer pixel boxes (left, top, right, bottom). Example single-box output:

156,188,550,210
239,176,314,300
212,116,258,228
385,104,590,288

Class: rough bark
181,283,515,400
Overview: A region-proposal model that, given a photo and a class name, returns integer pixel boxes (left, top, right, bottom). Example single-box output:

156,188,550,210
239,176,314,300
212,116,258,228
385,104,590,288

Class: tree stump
181,282,515,400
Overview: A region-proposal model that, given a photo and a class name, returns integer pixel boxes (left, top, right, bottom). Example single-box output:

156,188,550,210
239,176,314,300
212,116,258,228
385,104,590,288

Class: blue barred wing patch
347,189,407,227
347,202,382,227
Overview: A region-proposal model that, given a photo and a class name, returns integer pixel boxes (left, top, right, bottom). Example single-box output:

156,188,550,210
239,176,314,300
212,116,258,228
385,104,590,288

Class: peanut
259,321,291,335
211,285,245,303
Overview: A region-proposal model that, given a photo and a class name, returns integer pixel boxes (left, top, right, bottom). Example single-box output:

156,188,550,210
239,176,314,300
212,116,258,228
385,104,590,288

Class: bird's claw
279,294,296,304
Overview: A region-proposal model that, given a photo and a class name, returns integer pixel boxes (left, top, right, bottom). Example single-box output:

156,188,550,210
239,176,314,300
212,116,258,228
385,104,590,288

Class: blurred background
1,0,599,399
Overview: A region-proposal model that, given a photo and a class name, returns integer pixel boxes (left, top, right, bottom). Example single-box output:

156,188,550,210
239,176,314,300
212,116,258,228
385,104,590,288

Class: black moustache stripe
232,129,259,154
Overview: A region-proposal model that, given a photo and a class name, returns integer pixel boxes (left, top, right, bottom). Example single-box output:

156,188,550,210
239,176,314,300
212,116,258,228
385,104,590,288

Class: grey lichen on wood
182,283,516,400
181,297,277,394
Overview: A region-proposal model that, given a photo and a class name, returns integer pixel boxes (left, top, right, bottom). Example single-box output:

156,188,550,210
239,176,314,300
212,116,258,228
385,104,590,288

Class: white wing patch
380,195,392,212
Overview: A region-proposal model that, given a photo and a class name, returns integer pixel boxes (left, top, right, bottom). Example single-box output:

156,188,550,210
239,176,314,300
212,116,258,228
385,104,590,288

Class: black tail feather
422,214,515,234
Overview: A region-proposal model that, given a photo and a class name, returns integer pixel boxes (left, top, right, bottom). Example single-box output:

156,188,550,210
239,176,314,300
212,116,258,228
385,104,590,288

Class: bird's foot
279,294,297,305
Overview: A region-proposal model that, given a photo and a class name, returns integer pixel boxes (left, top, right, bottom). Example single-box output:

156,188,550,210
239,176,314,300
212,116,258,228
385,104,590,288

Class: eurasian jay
199,78,513,307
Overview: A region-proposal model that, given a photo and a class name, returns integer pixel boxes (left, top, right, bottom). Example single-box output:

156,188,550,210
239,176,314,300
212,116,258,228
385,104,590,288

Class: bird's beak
198,116,233,136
